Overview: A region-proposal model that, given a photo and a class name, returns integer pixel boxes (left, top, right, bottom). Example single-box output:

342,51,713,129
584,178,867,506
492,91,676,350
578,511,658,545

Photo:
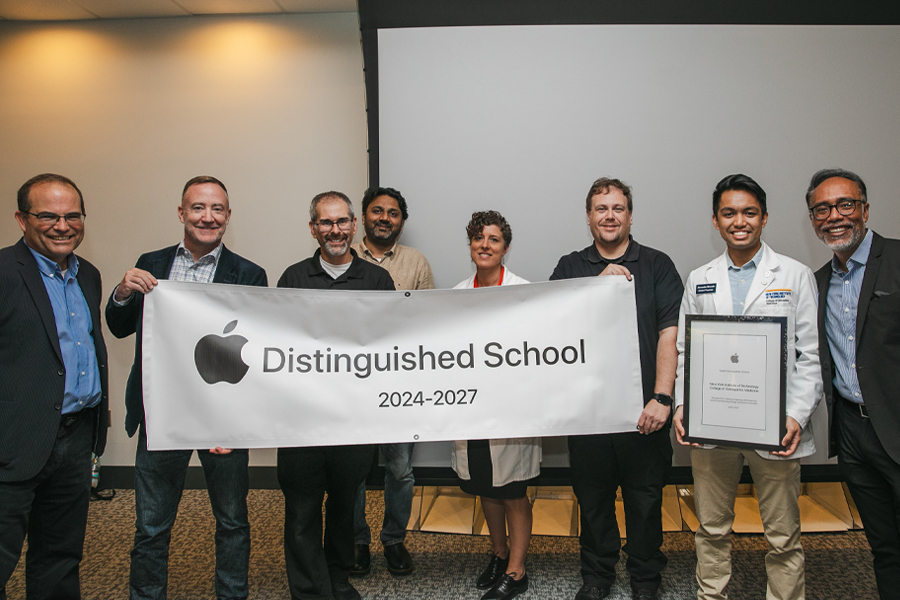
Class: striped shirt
825,229,873,404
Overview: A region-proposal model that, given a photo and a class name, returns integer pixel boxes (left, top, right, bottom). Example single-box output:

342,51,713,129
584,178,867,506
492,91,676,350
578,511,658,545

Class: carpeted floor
5,489,878,599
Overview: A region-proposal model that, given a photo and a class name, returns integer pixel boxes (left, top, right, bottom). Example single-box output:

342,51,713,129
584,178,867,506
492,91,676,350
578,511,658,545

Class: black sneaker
482,573,529,600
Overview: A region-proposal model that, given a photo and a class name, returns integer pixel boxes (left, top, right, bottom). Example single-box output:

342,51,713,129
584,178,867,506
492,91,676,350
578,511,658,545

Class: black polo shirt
550,236,683,402
277,248,396,291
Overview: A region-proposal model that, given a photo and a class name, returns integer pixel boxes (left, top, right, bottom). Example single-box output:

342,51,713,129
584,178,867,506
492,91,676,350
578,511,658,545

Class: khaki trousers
691,446,804,600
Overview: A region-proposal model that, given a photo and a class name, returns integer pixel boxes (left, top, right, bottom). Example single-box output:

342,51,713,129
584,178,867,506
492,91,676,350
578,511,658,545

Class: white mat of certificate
141,277,644,450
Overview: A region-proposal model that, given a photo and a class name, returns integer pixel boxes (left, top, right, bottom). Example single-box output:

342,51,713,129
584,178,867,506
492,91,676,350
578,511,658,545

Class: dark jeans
569,429,672,591
0,408,94,600
837,397,900,600
278,444,373,600
353,442,415,546
129,430,250,600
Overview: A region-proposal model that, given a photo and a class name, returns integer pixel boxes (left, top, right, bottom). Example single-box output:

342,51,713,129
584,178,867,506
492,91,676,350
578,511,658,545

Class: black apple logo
194,320,250,384
730,353,739,364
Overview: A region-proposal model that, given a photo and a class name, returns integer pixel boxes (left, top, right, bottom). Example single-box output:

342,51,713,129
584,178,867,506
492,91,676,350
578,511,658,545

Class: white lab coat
451,267,542,486
674,242,823,459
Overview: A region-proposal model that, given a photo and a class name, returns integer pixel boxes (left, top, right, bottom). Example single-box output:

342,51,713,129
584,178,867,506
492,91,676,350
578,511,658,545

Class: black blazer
816,232,900,462
105,244,267,436
0,239,109,481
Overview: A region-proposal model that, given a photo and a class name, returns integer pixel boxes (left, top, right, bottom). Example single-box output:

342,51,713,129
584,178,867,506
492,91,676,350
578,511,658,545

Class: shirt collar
176,240,223,264
361,238,395,259
587,235,638,264
27,245,78,279
831,229,873,274
726,245,764,271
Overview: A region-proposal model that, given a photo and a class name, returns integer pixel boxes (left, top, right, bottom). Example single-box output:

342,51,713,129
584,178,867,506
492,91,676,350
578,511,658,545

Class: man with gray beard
807,169,900,599
276,191,394,600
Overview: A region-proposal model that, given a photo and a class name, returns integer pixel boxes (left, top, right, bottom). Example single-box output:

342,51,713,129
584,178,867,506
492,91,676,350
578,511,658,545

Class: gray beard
322,239,349,257
818,226,864,254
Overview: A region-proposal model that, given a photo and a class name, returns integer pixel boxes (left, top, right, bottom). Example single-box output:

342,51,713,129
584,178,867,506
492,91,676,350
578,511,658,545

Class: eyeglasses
24,211,85,225
809,199,864,221
315,218,353,231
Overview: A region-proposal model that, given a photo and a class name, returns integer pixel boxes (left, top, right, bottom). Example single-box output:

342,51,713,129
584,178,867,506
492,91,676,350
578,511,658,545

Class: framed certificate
683,315,788,451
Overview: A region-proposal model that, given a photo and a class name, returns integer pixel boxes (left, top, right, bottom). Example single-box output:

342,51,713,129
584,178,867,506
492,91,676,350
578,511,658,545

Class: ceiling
0,0,357,20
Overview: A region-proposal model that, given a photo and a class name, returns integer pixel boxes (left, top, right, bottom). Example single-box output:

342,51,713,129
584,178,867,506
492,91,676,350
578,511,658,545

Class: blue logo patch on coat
765,289,792,304
696,283,717,294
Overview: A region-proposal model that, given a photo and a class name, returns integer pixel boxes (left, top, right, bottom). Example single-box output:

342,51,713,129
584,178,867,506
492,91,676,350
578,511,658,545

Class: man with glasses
351,186,434,578
1,173,108,599
276,191,394,600
105,176,266,600
550,178,683,600
673,174,822,600
807,168,900,599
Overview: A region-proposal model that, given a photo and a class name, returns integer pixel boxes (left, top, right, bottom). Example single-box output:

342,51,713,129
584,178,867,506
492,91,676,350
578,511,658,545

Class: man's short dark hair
805,168,868,206
362,187,409,221
182,175,228,201
310,191,354,222
713,174,767,215
17,173,85,214
466,210,512,248
585,178,633,212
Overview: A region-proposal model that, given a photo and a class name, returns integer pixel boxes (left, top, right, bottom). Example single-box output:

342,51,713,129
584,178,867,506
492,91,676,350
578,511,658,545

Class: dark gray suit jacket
816,231,900,462
105,244,267,437
0,239,109,481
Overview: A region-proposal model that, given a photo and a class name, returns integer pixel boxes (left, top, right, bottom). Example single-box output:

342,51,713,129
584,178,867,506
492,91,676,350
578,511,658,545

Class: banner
141,277,644,450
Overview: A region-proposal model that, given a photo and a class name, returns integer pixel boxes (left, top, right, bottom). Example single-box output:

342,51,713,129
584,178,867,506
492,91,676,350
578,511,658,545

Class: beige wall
0,13,367,466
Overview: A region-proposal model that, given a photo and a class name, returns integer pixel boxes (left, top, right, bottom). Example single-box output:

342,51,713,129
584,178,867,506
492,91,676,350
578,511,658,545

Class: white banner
142,277,644,450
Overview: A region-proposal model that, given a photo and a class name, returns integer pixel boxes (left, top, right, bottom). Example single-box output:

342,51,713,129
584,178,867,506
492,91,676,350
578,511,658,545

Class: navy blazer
0,239,109,481
105,244,267,436
816,232,900,462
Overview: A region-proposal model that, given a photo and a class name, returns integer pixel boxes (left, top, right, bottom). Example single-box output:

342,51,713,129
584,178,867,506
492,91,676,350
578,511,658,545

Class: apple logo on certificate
194,320,250,384
730,353,739,364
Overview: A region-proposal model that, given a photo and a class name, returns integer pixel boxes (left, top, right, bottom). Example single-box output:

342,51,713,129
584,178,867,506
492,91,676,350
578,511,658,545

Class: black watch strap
652,392,673,406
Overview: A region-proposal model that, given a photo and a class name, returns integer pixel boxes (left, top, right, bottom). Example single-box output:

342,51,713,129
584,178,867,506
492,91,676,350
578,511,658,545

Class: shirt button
855,392,860,397
740,279,745,283
70,312,75,316
77,342,81,346
849,335,854,341
851,363,856,368
845,281,850,285
81,371,85,375
844,308,849,312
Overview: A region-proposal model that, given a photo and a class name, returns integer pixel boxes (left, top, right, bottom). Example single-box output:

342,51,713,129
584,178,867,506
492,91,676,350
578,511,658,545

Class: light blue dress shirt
28,247,102,414
825,229,873,404
726,246,764,315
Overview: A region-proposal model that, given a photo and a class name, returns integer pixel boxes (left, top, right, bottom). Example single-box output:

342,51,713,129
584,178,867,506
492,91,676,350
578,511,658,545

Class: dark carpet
5,490,878,599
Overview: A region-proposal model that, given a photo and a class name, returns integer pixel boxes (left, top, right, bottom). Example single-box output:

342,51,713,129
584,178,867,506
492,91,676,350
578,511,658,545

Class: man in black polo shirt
550,178,683,600
276,191,395,600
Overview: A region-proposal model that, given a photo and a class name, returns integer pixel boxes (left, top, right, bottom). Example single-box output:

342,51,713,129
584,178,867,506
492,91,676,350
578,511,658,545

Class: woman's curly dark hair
465,210,512,247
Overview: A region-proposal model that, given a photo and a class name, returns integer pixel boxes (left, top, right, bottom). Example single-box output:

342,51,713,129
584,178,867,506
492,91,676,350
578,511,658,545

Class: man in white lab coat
673,174,822,600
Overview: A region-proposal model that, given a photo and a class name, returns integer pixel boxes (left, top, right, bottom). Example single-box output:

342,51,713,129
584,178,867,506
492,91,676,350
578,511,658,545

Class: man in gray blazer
106,176,266,600
0,173,109,600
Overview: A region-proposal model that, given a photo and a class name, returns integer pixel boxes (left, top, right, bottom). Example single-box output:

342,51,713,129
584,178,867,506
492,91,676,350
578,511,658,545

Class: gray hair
309,191,354,222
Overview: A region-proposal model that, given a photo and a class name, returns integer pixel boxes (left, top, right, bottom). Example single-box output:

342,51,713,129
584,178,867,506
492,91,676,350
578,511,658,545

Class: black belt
839,394,869,418
61,405,97,428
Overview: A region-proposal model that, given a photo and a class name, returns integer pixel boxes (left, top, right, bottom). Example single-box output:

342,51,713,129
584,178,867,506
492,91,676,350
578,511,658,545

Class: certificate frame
683,315,788,452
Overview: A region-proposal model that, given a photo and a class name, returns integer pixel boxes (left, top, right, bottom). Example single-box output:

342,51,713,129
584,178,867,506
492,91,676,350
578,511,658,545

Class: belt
61,405,97,428
839,394,869,418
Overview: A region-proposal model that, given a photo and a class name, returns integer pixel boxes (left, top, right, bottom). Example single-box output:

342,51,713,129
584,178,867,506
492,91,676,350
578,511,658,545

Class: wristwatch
651,392,673,406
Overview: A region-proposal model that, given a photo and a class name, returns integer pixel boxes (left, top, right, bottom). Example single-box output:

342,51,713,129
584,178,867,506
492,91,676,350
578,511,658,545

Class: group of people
0,167,897,600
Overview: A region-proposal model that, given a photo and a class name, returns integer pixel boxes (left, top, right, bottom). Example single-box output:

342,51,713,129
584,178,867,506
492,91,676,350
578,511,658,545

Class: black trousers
837,396,900,600
0,409,94,600
568,428,672,591
277,444,374,600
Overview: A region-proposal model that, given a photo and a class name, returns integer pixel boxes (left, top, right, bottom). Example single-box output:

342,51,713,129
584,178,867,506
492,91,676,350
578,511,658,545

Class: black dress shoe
574,584,611,600
331,580,361,600
481,573,529,600
350,544,370,578
384,542,414,575
632,588,659,600
476,553,509,589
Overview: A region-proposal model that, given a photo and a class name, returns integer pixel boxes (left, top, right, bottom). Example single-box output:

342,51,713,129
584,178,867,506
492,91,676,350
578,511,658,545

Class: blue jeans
129,430,250,600
353,442,415,546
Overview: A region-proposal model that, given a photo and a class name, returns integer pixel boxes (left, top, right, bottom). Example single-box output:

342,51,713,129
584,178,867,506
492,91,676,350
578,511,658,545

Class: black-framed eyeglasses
315,218,353,231
24,211,86,225
809,199,864,221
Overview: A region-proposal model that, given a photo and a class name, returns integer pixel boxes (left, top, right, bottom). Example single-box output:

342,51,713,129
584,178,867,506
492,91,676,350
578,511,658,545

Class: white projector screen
377,24,900,468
